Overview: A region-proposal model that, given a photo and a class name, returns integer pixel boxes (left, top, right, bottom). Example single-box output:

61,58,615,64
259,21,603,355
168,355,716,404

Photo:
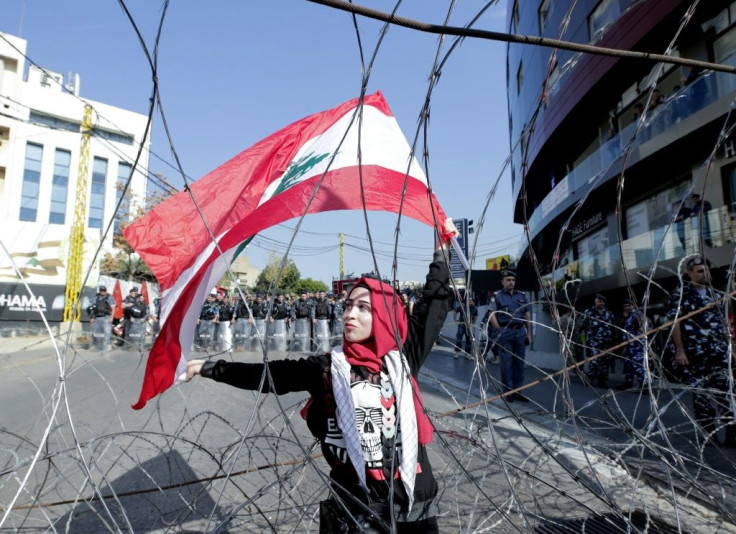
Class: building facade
507,1,736,307
0,32,150,324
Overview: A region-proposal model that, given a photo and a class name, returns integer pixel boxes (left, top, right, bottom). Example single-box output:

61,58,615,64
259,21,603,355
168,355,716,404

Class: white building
0,32,150,323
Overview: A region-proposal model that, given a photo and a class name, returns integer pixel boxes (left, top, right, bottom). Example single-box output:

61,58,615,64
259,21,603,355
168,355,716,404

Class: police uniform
232,297,251,350
621,306,647,389
217,298,235,352
311,296,333,321
125,298,149,349
668,278,735,445
121,290,140,341
581,297,616,386
152,297,162,341
331,297,345,346
88,287,116,350
268,296,291,351
249,297,269,351
198,297,220,350
454,301,478,358
291,297,314,352
490,276,530,395
311,295,333,352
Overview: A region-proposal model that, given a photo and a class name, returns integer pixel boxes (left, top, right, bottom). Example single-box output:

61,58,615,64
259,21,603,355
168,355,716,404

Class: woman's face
342,287,373,342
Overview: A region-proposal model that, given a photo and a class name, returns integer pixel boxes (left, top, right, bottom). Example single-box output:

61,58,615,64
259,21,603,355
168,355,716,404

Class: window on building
517,61,523,95
538,0,551,34
93,128,134,146
589,0,621,41
20,143,43,222
114,161,132,234
29,111,79,133
576,225,610,277
49,149,70,224
546,61,561,102
512,0,520,33
89,157,107,229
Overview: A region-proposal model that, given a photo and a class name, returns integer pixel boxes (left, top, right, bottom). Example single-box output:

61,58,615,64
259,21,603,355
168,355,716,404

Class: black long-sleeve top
200,252,451,510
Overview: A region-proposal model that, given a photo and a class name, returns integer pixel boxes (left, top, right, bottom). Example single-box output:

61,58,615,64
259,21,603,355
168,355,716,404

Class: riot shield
331,319,344,347
197,321,215,351
292,318,311,353
127,320,147,351
269,319,288,352
313,319,331,353
251,319,267,351
232,319,249,351
91,318,110,351
217,321,232,353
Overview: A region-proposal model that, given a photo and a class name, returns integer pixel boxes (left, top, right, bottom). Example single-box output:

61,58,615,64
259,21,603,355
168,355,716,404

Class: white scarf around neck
330,348,418,512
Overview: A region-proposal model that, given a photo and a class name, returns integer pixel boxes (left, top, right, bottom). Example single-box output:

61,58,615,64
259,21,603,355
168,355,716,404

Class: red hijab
343,277,407,373
342,277,433,444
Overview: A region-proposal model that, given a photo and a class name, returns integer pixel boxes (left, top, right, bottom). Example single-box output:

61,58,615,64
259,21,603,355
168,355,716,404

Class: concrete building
0,32,150,324
506,1,736,312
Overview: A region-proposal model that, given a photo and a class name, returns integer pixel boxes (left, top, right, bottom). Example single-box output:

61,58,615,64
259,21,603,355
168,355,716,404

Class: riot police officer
151,295,162,342
330,290,347,346
197,292,220,350
489,270,532,401
670,256,736,447
581,294,616,388
217,292,235,352
121,286,140,343
617,298,648,391
232,294,251,350
311,290,333,352
126,294,149,350
88,285,116,351
268,292,290,351
454,297,478,360
249,292,269,351
290,290,314,352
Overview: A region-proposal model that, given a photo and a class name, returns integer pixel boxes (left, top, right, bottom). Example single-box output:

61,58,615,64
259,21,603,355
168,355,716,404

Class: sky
1,0,522,286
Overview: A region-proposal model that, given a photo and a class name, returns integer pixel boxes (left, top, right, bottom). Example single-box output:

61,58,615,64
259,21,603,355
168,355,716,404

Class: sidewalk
421,336,736,530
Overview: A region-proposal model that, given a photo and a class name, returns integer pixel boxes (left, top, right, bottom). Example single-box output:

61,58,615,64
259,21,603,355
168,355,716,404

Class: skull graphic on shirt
351,381,384,466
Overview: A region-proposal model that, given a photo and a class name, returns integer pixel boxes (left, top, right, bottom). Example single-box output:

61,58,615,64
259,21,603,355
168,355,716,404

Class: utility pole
339,232,344,279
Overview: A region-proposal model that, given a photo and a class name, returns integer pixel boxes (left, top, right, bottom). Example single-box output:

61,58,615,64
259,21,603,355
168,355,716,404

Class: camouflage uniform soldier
581,294,616,388
617,299,648,391
669,256,736,447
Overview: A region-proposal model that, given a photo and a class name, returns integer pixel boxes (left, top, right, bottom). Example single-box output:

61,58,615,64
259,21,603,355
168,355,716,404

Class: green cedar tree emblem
271,151,331,198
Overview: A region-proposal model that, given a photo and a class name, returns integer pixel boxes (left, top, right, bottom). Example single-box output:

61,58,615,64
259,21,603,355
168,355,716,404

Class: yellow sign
486,255,510,271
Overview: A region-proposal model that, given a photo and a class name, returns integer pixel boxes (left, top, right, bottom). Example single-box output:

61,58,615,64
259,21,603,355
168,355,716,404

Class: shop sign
571,212,603,238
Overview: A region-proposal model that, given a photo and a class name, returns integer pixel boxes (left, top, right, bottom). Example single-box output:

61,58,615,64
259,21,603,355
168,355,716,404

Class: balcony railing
521,69,734,249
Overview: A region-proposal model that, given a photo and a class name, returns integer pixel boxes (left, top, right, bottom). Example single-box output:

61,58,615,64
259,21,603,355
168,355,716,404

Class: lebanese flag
125,91,449,410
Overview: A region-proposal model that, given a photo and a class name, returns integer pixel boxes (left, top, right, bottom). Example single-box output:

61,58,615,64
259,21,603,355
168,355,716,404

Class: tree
106,175,174,281
253,252,301,293
294,277,329,294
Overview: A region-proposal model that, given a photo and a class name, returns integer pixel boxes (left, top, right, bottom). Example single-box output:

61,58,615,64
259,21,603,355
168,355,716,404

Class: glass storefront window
589,0,621,42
